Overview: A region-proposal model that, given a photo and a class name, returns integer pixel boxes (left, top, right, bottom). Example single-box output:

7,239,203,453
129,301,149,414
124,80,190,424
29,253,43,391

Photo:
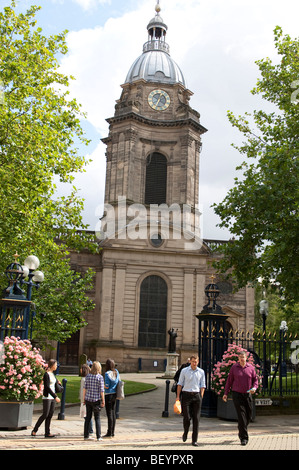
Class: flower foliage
0,336,46,401
211,343,262,396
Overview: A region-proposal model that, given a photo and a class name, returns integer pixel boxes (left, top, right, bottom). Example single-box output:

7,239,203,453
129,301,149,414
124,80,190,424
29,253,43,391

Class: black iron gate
198,326,299,397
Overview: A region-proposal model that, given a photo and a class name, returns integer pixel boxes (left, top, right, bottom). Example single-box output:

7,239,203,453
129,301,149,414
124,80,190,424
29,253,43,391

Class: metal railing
199,327,299,397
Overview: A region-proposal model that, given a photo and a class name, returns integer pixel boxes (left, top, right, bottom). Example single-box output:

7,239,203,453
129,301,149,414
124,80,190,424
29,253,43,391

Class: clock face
148,89,170,111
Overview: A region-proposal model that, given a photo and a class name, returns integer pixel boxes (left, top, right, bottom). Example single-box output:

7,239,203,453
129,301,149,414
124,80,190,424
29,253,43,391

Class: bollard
162,380,170,418
58,378,67,421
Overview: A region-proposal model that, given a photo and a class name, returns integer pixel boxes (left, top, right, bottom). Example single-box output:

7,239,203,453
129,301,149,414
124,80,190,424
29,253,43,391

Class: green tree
213,27,299,307
0,2,97,343
255,286,299,336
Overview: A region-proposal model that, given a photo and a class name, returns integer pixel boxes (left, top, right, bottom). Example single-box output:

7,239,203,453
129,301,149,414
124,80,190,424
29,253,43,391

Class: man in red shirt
223,351,259,446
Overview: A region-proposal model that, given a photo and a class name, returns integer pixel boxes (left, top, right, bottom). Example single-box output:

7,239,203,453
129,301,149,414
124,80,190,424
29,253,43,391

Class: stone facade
69,241,254,373
64,6,255,372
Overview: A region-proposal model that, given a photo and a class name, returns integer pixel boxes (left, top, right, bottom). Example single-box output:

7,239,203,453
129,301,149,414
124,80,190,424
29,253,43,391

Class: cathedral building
64,3,254,372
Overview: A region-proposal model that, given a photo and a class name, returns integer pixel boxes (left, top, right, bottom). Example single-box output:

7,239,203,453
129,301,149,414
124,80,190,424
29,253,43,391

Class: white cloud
58,0,298,237
72,0,111,11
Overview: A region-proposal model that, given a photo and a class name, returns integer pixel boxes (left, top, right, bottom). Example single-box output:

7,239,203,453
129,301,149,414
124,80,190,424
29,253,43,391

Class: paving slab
0,373,298,452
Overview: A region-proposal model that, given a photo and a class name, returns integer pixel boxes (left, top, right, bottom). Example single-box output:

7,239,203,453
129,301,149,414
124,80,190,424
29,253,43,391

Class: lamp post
0,253,44,340
21,255,44,339
279,321,288,395
21,255,44,297
259,299,269,390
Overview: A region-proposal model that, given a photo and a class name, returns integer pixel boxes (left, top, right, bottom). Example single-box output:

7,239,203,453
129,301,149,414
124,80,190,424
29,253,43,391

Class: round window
150,233,163,247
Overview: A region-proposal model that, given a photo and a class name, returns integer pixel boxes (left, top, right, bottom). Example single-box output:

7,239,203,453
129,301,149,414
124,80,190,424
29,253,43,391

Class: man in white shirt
176,355,206,447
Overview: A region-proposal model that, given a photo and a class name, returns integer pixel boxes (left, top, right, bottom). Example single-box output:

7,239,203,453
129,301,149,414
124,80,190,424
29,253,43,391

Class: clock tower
84,2,255,371
101,2,207,239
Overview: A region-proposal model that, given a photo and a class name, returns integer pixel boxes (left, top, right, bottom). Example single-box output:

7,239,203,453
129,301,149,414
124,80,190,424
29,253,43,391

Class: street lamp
259,299,269,389
259,300,269,327
21,255,44,339
21,255,44,302
1,253,44,340
279,321,288,393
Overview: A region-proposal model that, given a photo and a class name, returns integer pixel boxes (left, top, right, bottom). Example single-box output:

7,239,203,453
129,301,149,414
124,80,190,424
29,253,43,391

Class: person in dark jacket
31,359,61,438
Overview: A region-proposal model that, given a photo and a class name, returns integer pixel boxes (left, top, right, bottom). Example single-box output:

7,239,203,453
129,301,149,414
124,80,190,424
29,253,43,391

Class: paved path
0,373,298,451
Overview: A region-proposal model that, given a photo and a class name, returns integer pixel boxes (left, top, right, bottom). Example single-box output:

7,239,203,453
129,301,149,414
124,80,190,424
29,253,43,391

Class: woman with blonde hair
83,361,105,441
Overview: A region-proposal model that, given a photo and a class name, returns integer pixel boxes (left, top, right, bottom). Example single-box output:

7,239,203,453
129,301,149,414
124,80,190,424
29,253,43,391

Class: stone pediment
222,305,243,318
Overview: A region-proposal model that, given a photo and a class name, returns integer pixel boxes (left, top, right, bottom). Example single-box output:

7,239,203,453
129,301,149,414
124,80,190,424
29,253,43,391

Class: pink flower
0,337,47,401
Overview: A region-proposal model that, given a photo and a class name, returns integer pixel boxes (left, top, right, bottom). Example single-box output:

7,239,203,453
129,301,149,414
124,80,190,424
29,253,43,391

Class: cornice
139,137,177,147
103,112,208,135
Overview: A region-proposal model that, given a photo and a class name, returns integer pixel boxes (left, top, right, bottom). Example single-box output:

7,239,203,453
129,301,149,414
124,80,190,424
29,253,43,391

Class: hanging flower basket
0,336,46,429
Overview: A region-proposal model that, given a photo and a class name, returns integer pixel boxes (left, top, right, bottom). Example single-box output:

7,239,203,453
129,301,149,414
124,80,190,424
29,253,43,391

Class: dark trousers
105,393,117,436
232,391,253,441
182,392,202,443
33,399,55,436
84,401,102,439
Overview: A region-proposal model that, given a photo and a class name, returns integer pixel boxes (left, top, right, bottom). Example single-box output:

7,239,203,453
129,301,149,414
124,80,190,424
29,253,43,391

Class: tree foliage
0,1,97,344
213,27,299,307
254,286,299,336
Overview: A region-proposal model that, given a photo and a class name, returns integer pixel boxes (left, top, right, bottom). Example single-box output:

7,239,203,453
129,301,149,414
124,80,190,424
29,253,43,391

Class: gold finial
155,1,161,14
13,252,20,262
210,274,216,283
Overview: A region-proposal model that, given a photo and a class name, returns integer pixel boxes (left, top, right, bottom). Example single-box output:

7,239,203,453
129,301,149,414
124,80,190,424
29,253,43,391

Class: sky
3,0,298,239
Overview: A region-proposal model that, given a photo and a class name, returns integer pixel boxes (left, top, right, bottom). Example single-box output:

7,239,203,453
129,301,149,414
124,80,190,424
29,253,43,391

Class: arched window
145,153,167,205
138,275,167,348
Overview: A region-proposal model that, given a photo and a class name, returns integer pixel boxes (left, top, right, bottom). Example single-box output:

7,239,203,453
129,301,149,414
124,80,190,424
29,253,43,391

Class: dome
124,3,186,87
125,49,186,86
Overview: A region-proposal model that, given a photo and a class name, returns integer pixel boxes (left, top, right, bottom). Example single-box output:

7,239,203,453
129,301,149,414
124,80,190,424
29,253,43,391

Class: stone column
99,265,114,341
112,264,126,343
182,269,194,347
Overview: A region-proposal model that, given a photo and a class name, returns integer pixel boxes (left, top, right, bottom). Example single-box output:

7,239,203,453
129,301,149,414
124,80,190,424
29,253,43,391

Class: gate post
196,276,229,418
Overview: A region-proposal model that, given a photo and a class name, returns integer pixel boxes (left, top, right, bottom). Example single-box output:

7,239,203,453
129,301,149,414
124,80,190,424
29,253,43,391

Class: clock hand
156,94,162,106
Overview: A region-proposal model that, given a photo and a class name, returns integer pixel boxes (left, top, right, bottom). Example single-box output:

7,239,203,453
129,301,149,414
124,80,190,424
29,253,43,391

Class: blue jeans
84,416,93,434
84,401,102,439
